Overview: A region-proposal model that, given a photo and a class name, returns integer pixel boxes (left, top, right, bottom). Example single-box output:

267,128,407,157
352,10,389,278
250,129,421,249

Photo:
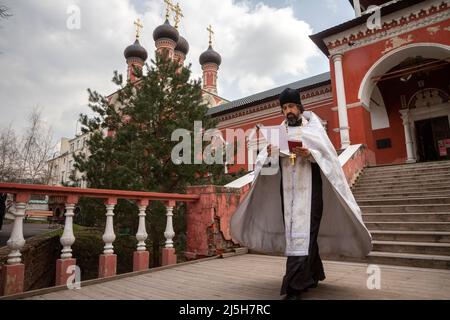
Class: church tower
153,2,179,61
124,19,148,83
174,35,189,65
199,25,222,95
172,3,189,65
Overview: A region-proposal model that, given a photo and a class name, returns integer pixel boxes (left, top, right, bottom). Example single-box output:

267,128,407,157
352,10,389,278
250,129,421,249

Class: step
361,171,450,181
371,240,450,256
365,222,450,231
353,191,450,198
362,213,450,222
351,186,449,197
362,167,450,177
370,230,450,243
353,181,450,188
356,179,450,188
332,252,450,269
352,186,450,193
357,174,450,184
363,166,450,176
360,204,450,213
357,197,450,206
366,161,450,173
365,163,450,173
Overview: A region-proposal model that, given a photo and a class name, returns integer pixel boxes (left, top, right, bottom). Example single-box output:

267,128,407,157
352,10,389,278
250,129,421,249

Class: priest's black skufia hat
279,88,304,112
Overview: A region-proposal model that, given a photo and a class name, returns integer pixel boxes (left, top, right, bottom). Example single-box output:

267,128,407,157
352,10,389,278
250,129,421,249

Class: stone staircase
351,160,450,269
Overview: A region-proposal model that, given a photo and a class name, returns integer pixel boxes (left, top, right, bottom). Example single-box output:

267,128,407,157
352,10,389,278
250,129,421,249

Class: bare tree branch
0,5,11,19
0,107,55,184
0,124,19,182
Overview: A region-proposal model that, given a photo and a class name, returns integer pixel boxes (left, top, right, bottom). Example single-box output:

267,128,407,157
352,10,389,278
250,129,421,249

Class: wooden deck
26,254,450,300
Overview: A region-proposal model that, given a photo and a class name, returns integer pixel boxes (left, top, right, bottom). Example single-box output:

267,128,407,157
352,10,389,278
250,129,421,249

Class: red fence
0,183,199,296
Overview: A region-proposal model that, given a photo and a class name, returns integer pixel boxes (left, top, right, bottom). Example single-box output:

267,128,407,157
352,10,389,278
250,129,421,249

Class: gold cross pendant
290,153,296,166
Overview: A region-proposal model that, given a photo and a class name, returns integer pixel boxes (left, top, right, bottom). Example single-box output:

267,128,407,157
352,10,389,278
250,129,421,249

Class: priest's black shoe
282,293,302,300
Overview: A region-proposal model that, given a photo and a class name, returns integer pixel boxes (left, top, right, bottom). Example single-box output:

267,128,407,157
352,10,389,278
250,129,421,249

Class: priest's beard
286,113,302,127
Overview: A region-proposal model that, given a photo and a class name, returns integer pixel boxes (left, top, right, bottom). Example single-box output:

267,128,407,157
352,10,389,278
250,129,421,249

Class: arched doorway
358,43,450,164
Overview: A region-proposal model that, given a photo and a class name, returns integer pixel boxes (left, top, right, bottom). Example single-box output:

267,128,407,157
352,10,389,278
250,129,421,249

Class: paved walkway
24,254,450,300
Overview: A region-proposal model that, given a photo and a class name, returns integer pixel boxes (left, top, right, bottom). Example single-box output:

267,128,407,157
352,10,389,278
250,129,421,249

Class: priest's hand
293,146,311,158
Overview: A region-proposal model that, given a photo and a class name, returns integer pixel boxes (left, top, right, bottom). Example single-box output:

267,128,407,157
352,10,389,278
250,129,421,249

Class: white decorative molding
326,1,450,55
225,172,255,188
400,101,450,162
333,53,351,149
216,85,333,123
331,102,369,112
301,85,333,104
399,109,416,163
408,88,449,109
218,102,334,129
370,86,390,130
358,42,450,108
338,144,363,166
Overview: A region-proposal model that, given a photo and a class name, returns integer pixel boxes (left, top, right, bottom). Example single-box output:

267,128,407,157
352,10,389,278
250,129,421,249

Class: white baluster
60,203,76,259
102,203,116,255
164,205,175,248
136,204,148,251
7,202,26,265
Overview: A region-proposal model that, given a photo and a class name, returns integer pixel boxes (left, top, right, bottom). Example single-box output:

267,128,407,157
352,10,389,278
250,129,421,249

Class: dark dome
199,45,222,66
175,35,189,55
152,19,179,43
124,39,148,61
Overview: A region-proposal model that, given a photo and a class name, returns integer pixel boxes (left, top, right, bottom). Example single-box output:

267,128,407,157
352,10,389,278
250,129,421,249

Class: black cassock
279,162,326,295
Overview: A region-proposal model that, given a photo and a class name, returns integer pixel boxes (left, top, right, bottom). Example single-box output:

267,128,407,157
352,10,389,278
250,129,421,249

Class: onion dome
175,35,189,55
152,19,179,43
199,45,222,66
124,39,148,61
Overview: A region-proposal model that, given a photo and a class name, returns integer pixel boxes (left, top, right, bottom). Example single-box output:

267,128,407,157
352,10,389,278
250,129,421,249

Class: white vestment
230,111,372,258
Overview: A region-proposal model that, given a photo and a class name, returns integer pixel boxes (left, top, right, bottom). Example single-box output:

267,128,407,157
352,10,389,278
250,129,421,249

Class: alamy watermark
366,5,382,30
66,265,82,290
366,264,381,290
66,5,81,30
170,121,281,175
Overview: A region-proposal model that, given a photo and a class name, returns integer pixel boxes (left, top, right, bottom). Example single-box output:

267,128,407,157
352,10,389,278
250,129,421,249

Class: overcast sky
0,0,354,141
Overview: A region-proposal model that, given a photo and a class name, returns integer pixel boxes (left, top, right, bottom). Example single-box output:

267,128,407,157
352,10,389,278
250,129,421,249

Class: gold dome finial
133,18,143,39
173,3,183,29
207,25,214,46
164,0,175,20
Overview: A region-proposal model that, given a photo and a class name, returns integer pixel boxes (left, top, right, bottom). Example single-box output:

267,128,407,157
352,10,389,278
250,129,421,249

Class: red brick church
208,0,450,173
121,0,449,173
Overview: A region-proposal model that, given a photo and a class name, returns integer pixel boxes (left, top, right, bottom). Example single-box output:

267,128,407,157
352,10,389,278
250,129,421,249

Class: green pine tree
72,54,234,266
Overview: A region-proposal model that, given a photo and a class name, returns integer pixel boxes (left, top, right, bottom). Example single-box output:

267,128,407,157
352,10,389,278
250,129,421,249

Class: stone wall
0,231,60,292
185,185,250,259
342,144,376,187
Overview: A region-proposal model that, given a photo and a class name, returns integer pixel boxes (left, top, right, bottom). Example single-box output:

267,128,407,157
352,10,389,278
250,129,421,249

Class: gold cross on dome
164,0,175,20
207,25,214,45
134,18,143,39
173,3,183,29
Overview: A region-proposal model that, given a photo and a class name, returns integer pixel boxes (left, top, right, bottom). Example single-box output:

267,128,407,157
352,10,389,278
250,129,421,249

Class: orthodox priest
230,88,372,300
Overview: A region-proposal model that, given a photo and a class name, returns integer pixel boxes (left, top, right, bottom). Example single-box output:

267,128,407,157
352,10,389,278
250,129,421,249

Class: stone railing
0,183,199,296
339,144,376,187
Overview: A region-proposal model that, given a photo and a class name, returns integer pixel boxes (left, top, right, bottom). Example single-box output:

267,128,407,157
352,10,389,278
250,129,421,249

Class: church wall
216,91,337,173
340,18,450,106
347,106,377,153
323,1,450,164
371,65,450,164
